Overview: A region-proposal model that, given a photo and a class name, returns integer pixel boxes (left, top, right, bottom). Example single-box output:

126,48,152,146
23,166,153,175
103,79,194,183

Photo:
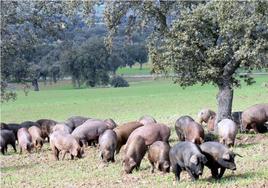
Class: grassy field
1,76,268,187
116,64,151,75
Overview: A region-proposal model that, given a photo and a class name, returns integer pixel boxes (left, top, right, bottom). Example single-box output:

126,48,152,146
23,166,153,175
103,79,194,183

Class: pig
217,119,237,147
231,111,243,132
138,115,157,126
114,121,144,153
53,123,72,134
98,129,117,163
197,108,216,125
0,130,16,154
175,116,204,144
175,116,195,140
65,116,91,131
207,115,216,132
169,141,207,181
0,122,8,129
200,142,238,179
50,131,83,160
5,123,21,140
17,128,33,154
28,126,44,151
71,119,113,147
104,118,117,129
20,121,40,129
127,123,170,146
36,119,57,141
123,136,147,174
148,141,170,173
242,104,268,133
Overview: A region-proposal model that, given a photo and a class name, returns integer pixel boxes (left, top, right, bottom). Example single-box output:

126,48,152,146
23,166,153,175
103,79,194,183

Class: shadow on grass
236,142,258,148
201,171,257,183
1,151,17,156
1,163,38,173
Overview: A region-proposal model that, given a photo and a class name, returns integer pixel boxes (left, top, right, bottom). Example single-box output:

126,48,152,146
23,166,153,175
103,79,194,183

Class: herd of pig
0,103,267,182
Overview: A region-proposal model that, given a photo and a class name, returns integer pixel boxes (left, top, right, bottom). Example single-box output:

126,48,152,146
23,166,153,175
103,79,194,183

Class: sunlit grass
0,75,268,187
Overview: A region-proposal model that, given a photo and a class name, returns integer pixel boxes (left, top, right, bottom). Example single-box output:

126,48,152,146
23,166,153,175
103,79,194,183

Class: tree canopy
103,0,268,122
1,1,148,95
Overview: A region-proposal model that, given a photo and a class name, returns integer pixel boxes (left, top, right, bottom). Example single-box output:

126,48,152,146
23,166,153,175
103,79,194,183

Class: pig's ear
129,158,136,167
201,155,207,164
222,152,230,160
190,155,198,165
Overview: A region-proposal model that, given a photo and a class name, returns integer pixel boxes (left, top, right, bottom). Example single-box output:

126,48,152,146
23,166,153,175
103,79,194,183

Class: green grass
116,64,151,75
116,64,268,76
1,75,268,187
1,76,267,124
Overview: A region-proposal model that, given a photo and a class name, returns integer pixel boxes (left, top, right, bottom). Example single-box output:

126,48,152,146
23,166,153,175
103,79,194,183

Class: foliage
0,1,97,99
152,1,268,87
103,1,268,122
60,37,110,88
110,76,129,88
0,81,16,103
125,44,148,69
1,1,151,98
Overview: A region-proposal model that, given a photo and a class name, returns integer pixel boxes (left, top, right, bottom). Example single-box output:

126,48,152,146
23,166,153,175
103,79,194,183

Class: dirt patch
236,134,268,147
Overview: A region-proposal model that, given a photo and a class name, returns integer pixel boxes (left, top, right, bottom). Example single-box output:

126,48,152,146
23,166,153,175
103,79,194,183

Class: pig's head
26,143,33,153
123,157,136,174
207,116,216,131
35,138,43,150
189,154,207,179
226,138,234,148
77,147,84,158
101,149,113,162
161,161,170,173
219,151,237,170
104,119,117,129
71,144,84,159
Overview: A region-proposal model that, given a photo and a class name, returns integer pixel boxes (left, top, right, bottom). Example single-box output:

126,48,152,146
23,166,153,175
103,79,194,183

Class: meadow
1,75,268,187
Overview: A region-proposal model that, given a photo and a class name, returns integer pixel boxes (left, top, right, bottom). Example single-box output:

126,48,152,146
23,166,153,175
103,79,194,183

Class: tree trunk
215,83,233,131
32,79,39,91
77,79,81,88
43,76,47,85
72,77,76,88
139,63,142,70
53,74,57,83
112,69,116,76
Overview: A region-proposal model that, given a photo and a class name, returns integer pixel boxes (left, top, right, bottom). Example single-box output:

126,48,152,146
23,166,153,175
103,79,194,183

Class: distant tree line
1,1,149,99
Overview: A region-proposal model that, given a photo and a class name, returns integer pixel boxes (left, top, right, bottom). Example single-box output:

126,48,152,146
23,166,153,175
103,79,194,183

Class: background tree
59,37,110,88
128,44,148,70
1,1,97,100
104,1,268,123
107,47,125,75
154,1,268,123
78,37,110,87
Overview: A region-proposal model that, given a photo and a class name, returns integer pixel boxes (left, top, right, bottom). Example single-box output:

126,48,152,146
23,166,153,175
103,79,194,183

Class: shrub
110,76,129,88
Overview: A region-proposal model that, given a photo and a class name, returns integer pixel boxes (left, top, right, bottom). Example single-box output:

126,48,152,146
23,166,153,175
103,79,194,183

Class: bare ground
1,133,268,188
